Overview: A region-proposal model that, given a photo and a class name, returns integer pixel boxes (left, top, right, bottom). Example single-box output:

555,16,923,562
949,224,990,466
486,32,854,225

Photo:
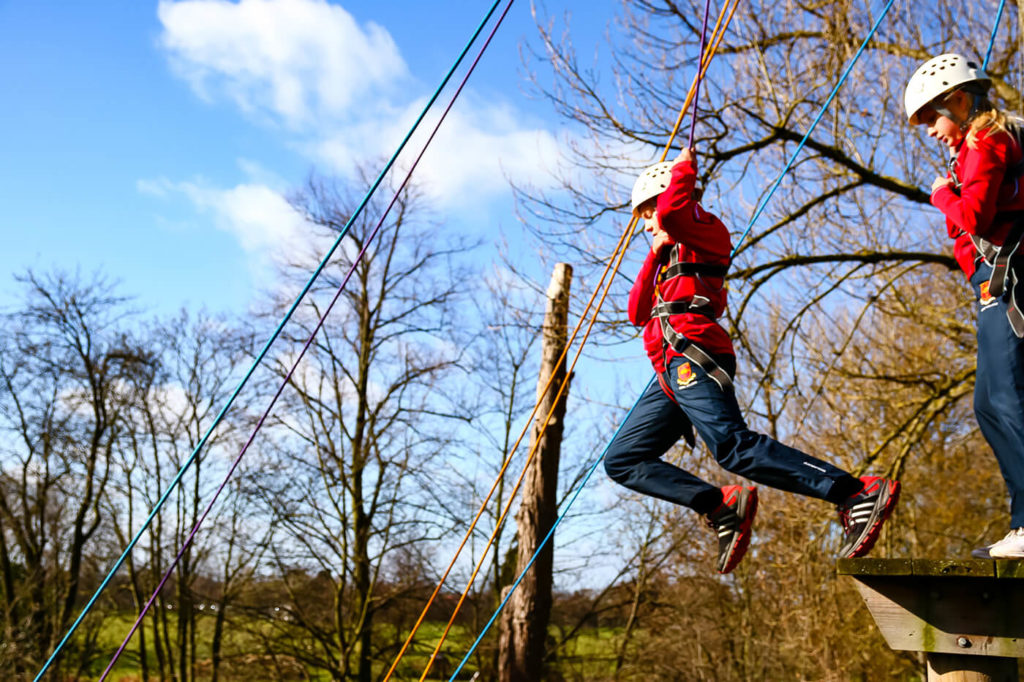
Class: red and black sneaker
706,485,758,574
837,476,901,558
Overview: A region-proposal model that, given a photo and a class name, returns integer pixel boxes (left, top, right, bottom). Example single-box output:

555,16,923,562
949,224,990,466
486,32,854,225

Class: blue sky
0,0,616,316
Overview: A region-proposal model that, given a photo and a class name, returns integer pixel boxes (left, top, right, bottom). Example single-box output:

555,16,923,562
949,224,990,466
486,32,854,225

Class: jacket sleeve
656,160,727,256
628,249,661,326
932,132,1011,239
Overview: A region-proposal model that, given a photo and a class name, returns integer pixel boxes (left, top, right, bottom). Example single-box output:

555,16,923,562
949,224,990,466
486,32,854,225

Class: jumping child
904,53,1024,559
604,147,901,573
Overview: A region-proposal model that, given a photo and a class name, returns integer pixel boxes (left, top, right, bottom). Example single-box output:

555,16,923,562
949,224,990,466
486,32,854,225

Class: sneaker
706,485,758,574
971,544,994,559
988,528,1024,559
836,476,901,559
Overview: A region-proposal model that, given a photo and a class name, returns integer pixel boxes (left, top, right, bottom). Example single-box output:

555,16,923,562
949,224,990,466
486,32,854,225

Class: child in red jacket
604,148,900,573
905,53,1024,559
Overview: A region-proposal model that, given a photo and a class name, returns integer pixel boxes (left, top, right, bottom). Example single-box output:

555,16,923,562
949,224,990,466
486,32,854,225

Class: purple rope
97,0,518,676
687,0,714,148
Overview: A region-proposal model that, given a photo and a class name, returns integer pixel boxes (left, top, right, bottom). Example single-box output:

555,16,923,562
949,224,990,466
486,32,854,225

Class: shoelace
836,506,852,533
707,508,738,531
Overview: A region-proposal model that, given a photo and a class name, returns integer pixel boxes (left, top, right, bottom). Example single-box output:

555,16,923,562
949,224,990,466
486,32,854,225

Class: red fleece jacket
932,126,1024,278
628,159,734,373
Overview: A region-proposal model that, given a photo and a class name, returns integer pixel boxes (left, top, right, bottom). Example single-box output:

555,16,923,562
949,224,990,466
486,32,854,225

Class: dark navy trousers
972,262,1024,528
604,353,855,513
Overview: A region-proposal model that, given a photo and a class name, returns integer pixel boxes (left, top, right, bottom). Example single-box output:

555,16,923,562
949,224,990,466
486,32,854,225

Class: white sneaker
987,528,1024,559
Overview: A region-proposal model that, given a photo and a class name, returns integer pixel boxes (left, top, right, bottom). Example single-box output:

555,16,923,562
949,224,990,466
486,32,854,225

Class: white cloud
313,96,564,211
156,0,568,231
157,0,407,129
139,176,310,257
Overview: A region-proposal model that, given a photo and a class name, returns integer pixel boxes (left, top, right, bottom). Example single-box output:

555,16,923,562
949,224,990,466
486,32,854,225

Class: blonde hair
966,98,1011,149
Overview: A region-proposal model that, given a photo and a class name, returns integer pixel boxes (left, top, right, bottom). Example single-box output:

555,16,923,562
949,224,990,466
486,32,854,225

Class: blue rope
731,0,896,258
448,376,654,681
449,1,899,675
983,0,1008,70
34,2,505,678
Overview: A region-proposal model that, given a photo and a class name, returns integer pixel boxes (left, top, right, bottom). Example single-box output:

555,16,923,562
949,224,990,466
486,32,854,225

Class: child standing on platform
604,147,901,573
905,53,1024,559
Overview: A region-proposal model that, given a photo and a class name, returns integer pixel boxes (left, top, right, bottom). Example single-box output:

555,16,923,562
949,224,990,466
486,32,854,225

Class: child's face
916,91,970,149
640,205,665,238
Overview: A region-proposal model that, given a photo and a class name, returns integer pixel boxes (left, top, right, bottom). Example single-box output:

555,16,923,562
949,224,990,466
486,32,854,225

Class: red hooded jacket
628,159,734,373
932,126,1024,278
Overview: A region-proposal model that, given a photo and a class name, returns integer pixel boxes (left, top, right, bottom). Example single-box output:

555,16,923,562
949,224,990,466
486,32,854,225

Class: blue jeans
604,353,854,512
972,262,1024,527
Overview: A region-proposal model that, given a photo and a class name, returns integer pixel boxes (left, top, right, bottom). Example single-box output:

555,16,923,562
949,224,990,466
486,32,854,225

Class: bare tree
243,171,474,681
0,270,154,678
104,309,257,681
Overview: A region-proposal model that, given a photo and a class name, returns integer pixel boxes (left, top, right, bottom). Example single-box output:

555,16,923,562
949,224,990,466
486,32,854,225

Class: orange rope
417,214,637,682
661,0,740,162
384,1,742,678
381,205,634,682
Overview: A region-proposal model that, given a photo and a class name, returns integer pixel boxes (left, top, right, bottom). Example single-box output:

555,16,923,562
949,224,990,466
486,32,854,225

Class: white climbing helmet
904,53,991,124
630,161,674,216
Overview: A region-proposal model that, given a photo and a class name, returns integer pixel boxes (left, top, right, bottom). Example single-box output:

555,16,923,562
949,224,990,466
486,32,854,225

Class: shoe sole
844,480,900,559
719,487,758,574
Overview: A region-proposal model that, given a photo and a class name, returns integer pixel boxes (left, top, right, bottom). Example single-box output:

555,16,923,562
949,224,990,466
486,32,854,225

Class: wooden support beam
838,558,1024,682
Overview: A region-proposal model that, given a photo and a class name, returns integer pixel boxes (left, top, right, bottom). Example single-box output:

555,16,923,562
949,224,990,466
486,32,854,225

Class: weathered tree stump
838,558,1024,682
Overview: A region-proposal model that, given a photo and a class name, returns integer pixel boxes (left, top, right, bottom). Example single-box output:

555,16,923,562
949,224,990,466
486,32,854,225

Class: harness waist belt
661,261,729,280
652,297,716,319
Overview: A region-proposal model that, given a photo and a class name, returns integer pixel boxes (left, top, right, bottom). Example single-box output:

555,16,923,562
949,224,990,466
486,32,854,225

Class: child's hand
931,176,952,193
652,230,674,256
678,147,696,166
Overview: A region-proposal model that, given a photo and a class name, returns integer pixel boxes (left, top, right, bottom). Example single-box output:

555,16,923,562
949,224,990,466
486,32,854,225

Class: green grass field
90,614,621,681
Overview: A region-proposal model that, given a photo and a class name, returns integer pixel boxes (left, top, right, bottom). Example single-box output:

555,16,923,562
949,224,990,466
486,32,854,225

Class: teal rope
448,0,899,675
33,2,505,678
984,0,1008,70
731,0,896,258
448,376,655,681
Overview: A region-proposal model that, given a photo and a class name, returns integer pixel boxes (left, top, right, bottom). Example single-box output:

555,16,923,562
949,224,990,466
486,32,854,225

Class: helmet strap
967,92,986,123
943,87,989,131
932,103,965,129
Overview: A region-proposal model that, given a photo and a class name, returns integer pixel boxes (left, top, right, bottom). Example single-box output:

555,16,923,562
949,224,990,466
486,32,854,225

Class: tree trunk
498,263,572,682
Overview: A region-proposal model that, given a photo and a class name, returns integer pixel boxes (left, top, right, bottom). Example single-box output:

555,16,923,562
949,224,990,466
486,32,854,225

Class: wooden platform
838,558,1024,682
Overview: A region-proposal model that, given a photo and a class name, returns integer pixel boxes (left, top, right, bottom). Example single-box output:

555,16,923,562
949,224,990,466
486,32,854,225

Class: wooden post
498,263,573,682
838,558,1024,682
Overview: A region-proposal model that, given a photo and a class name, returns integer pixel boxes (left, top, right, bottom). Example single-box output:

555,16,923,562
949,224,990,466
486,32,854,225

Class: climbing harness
968,210,1024,337
651,244,733,392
